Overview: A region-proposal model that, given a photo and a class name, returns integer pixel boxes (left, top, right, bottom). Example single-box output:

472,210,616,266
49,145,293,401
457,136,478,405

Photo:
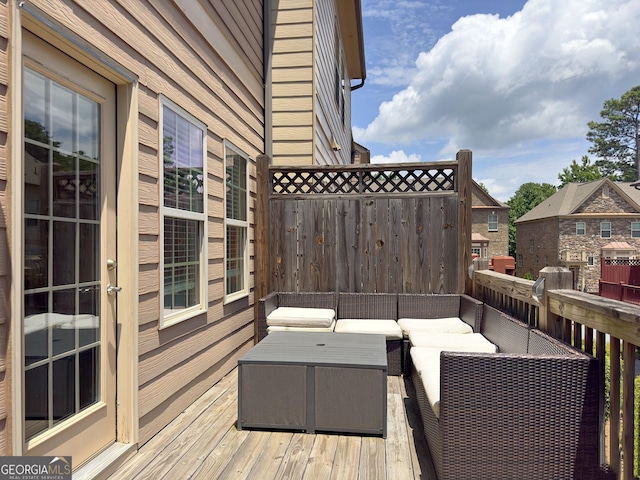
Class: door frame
10,5,139,458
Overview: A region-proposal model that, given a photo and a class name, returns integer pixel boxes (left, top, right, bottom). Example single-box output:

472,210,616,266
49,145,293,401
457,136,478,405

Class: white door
21,31,117,467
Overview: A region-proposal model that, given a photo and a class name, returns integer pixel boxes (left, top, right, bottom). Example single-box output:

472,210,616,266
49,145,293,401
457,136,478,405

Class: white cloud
371,150,423,164
355,0,640,153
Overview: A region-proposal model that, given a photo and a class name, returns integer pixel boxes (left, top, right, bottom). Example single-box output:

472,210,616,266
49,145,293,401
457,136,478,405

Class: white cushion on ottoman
266,306,335,328
409,332,497,352
334,319,403,340
267,320,336,334
397,317,473,336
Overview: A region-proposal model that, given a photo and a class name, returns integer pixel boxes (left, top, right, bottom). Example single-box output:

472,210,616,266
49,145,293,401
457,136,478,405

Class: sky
351,0,640,202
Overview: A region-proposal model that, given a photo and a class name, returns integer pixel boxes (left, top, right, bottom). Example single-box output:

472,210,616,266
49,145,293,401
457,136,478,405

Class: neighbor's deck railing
473,267,639,480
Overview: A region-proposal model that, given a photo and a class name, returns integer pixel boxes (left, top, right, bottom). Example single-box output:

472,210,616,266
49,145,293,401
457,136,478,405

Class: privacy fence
255,150,473,302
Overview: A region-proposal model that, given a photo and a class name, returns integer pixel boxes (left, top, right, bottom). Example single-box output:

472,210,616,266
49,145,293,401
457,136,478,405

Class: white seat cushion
409,332,497,352
267,320,336,334
397,317,473,336
266,306,335,328
334,319,402,340
410,347,443,417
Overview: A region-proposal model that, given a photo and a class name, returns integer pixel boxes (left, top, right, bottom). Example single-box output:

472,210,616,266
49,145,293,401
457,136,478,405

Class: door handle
107,284,122,296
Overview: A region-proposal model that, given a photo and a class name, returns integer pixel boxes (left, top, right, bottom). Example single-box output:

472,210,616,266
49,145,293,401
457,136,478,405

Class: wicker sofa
409,304,604,480
398,293,484,372
258,292,485,376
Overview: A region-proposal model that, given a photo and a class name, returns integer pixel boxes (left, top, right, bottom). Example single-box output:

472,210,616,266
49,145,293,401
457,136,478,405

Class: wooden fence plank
375,199,390,293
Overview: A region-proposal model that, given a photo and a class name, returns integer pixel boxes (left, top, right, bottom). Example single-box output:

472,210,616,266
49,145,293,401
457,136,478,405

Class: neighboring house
515,178,640,292
268,0,366,166
471,181,510,260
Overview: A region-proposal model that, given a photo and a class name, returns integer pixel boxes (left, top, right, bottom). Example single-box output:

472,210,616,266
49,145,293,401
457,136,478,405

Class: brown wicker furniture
398,293,483,372
238,331,387,436
257,292,338,341
409,305,603,480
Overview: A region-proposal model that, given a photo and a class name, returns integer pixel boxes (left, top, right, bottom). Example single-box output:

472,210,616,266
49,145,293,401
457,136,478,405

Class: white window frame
631,221,640,238
587,256,595,266
488,213,498,232
576,222,585,235
600,221,611,238
159,96,208,328
224,140,250,303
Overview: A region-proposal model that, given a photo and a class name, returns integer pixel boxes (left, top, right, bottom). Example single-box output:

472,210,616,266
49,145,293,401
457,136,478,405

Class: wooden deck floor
108,368,436,480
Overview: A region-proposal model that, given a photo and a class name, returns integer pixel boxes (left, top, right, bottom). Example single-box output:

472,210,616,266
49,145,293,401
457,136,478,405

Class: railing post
456,149,472,295
538,267,573,339
255,154,271,342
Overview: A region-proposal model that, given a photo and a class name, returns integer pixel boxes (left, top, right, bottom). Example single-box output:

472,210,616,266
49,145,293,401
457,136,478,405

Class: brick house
471,181,510,260
515,179,640,291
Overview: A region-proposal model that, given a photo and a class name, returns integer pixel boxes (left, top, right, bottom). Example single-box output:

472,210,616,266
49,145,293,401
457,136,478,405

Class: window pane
226,149,247,221
164,217,200,314
226,225,245,295
24,143,50,216
25,364,49,439
53,221,76,286
52,355,75,425
24,218,49,290
163,106,204,213
51,83,75,153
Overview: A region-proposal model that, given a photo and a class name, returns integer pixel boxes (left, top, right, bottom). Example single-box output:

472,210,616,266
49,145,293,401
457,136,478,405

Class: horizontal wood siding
271,0,314,165
315,0,351,165
19,0,263,446
270,195,460,293
0,0,8,455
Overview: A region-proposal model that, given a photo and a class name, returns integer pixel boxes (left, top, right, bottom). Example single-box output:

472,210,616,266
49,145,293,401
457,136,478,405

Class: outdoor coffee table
237,331,387,437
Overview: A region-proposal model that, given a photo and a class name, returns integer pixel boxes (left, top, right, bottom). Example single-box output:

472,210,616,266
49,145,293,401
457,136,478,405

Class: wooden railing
473,268,639,480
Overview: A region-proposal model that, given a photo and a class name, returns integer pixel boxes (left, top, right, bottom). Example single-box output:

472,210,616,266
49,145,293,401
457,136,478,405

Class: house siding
314,0,352,165
271,0,315,165
3,0,263,452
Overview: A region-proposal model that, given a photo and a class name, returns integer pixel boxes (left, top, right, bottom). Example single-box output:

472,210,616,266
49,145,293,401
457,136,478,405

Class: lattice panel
271,168,455,195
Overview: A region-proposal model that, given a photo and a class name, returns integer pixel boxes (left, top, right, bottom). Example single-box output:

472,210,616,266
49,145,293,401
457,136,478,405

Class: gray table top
239,332,387,369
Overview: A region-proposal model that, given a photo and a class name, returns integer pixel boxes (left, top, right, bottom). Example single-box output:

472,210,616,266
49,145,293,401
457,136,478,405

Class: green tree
557,155,602,187
586,85,640,181
506,182,557,256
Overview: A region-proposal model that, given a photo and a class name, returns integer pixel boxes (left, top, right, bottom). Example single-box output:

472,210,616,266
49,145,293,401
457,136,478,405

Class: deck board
109,368,436,479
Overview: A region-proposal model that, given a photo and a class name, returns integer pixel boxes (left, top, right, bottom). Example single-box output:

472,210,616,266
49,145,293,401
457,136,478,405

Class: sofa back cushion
338,292,397,320
278,292,338,310
480,305,530,353
398,294,460,319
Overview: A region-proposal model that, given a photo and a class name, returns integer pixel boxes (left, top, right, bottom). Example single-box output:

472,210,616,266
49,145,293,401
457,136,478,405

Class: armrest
439,351,599,479
257,292,279,341
459,294,483,332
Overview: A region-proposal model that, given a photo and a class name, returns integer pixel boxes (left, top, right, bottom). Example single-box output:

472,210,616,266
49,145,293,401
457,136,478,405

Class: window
471,247,481,257
225,142,249,301
576,222,585,235
529,240,534,253
517,254,523,267
632,221,640,238
600,221,611,238
587,256,595,266
488,213,498,232
160,98,207,327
